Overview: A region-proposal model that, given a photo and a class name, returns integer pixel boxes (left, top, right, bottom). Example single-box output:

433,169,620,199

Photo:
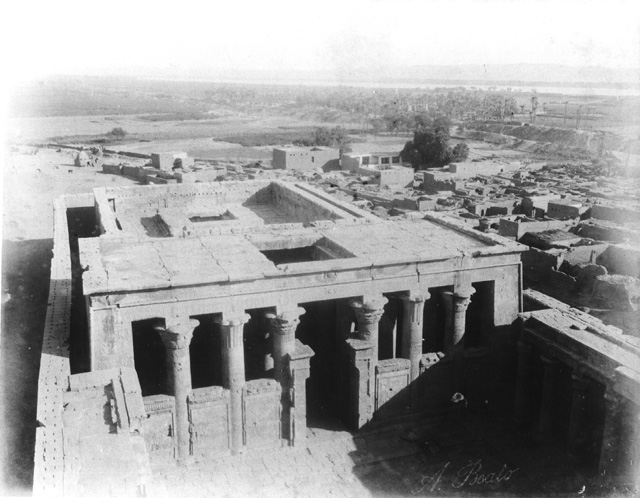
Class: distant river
168,77,640,97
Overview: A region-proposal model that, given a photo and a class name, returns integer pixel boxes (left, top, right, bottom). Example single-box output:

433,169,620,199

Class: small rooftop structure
272,146,339,171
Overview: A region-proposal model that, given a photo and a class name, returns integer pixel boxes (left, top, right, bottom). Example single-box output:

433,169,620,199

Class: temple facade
78,180,525,460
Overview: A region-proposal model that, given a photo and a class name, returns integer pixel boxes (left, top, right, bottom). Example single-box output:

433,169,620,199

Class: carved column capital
400,292,430,304
217,313,251,328
266,307,305,335
155,319,199,350
443,288,475,313
350,297,388,324
216,313,250,349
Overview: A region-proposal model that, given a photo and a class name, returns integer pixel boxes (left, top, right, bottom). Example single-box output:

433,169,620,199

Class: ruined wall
449,161,521,178
597,244,640,278
104,181,274,216
522,195,561,217
591,204,640,225
499,219,569,240
422,172,464,192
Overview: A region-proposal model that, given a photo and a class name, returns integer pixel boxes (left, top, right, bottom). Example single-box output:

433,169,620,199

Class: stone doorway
296,299,348,432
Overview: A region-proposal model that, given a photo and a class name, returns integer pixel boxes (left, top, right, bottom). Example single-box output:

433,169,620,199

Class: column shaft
442,287,474,394
400,294,428,381
156,319,199,463
267,307,305,444
218,313,250,455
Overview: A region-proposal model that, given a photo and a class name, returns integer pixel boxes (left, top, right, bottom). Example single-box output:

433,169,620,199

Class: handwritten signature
412,459,519,494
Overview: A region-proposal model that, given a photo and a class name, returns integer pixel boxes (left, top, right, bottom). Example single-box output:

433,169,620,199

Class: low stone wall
242,379,282,450
188,387,231,459
142,395,176,461
33,197,73,497
374,359,411,419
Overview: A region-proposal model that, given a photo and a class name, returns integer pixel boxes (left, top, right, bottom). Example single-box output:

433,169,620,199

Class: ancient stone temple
36,179,530,494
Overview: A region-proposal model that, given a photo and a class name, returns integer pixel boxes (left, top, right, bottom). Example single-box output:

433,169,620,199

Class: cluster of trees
107,127,128,139
294,126,350,149
400,121,469,169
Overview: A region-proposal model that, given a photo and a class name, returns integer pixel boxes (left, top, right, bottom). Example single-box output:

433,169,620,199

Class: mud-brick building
34,179,531,495
271,146,340,171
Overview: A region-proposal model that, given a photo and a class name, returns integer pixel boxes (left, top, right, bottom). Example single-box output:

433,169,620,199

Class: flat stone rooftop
79,180,526,296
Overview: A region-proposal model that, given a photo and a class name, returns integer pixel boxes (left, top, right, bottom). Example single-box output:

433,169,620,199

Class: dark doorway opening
132,318,166,396
296,299,347,431
378,294,403,361
423,286,452,353
190,314,221,389
465,281,495,349
244,308,274,381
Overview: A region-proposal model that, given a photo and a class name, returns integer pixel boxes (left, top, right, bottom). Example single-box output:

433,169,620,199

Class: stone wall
142,395,176,461
33,196,74,497
374,359,411,419
597,244,640,279
188,387,231,459
104,180,274,216
242,379,282,449
272,181,343,224
591,204,640,225
499,218,569,240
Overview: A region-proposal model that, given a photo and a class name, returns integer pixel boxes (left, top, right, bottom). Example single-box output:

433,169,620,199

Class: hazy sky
4,0,639,80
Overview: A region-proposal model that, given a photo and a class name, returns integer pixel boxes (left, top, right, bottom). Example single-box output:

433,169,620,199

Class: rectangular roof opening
258,237,355,265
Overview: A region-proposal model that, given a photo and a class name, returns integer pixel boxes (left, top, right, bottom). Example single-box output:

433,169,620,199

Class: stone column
349,296,388,362
567,371,590,453
217,313,250,455
514,341,534,431
400,293,429,381
442,287,475,356
442,287,474,393
156,318,199,463
266,307,305,442
537,354,559,443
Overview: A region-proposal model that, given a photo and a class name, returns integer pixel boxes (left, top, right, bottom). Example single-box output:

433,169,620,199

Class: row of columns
515,343,640,487
349,286,475,375
346,286,476,427
153,307,308,462
152,285,478,462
